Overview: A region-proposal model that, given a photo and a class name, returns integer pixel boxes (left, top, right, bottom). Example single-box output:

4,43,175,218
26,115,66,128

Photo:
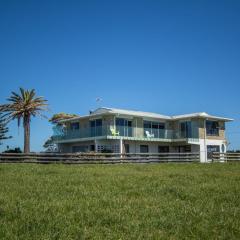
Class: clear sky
0,0,240,151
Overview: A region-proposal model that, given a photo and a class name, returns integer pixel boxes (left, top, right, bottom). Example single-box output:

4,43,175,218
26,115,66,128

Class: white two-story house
52,107,233,162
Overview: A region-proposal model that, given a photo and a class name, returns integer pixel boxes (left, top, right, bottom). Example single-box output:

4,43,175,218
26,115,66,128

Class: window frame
140,145,149,153
206,120,219,136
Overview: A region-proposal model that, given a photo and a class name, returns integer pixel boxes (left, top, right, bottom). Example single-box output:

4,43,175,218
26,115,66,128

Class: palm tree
0,88,48,153
0,113,11,144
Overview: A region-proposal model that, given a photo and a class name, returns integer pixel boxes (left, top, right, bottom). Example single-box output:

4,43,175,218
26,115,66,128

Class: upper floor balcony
52,125,199,143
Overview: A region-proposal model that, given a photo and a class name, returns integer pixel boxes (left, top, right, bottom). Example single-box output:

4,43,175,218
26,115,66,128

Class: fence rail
212,152,240,162
0,152,200,164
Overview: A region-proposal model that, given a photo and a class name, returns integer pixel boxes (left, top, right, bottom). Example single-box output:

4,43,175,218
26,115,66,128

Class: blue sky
0,0,240,151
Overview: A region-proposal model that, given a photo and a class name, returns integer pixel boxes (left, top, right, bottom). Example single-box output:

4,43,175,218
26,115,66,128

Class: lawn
0,163,240,240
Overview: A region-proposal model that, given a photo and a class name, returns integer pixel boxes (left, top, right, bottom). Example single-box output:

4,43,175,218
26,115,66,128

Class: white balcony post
95,139,98,153
120,138,123,156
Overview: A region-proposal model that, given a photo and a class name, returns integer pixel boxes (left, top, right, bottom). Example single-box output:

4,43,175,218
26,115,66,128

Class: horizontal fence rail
212,152,240,162
0,152,200,164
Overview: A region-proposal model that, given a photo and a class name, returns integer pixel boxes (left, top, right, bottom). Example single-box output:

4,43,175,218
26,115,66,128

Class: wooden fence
212,152,240,162
0,152,200,164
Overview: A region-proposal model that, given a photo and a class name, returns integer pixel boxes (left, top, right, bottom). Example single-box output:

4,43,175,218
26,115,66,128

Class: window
158,146,169,153
90,119,102,136
90,119,102,127
144,121,151,129
206,121,219,136
116,118,132,136
90,145,95,152
72,145,88,153
144,121,165,129
221,144,225,153
140,145,149,153
97,145,120,153
207,145,220,159
96,119,102,127
70,122,79,130
143,121,165,138
124,144,130,153
178,145,191,153
180,121,192,138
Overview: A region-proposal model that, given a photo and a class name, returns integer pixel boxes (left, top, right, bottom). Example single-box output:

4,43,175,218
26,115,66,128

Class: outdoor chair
110,128,120,136
145,131,154,138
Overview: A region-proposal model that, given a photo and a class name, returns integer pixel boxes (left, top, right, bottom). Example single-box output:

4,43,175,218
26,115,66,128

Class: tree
44,113,78,152
0,113,11,144
3,147,22,153
49,112,78,124
0,88,48,153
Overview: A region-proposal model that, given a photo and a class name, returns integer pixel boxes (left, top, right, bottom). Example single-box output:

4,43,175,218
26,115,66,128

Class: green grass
0,163,240,240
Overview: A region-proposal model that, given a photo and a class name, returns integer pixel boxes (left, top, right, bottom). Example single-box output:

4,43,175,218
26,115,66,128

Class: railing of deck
53,125,200,142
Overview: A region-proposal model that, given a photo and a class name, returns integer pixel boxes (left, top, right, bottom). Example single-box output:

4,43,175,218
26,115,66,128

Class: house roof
172,112,233,121
91,107,171,119
59,107,233,123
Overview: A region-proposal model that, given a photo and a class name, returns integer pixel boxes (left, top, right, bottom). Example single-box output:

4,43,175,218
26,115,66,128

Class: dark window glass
140,145,149,153
159,123,165,129
72,145,88,153
90,119,102,136
127,121,132,127
70,122,79,130
115,119,132,137
96,119,102,126
158,146,169,153
116,118,125,126
90,121,95,128
144,121,151,129
144,121,165,129
125,144,130,153
206,121,219,136
180,122,192,138
152,122,159,129
207,145,220,159
207,145,220,152
178,145,191,153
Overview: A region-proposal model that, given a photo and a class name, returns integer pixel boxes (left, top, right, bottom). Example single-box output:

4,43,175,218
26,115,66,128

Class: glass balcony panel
53,124,200,141
115,126,133,137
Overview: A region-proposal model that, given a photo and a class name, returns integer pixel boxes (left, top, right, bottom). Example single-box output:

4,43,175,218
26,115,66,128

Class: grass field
0,163,240,240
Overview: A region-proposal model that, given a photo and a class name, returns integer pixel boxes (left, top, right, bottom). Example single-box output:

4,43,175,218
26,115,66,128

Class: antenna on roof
96,97,103,108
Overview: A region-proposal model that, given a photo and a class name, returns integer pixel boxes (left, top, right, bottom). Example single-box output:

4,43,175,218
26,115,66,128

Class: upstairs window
116,118,132,127
143,121,165,138
206,121,219,136
70,122,79,130
90,119,102,127
180,121,192,138
144,121,165,130
90,119,103,136
116,118,132,136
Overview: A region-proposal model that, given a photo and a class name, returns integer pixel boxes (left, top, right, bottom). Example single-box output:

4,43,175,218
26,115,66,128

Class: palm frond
1,87,49,126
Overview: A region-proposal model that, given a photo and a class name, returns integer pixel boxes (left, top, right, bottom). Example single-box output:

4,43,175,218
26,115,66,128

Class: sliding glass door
143,121,165,138
90,119,102,137
116,118,132,137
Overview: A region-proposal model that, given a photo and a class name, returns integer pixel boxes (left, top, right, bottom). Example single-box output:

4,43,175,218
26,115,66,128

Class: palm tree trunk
24,115,30,153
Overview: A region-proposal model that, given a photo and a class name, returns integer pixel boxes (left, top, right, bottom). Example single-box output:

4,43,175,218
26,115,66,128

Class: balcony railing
53,126,105,141
206,129,219,136
173,129,199,139
53,126,199,141
143,128,173,139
